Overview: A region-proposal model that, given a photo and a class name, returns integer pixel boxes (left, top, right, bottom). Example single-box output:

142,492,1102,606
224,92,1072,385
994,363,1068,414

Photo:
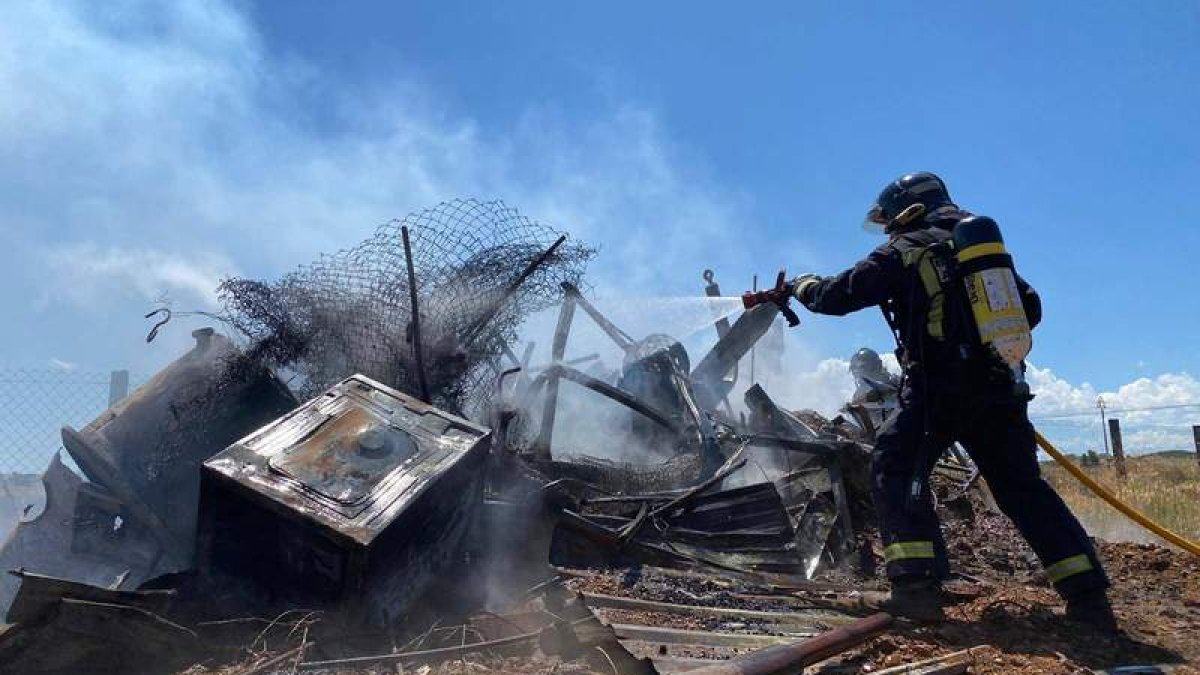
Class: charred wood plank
610,624,808,648
531,291,577,459
580,592,840,625
868,647,981,675
540,365,684,434
691,305,779,409
560,282,634,351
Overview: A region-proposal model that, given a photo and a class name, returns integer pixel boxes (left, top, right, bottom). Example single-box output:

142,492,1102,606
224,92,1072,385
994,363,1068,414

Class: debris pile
0,200,1196,674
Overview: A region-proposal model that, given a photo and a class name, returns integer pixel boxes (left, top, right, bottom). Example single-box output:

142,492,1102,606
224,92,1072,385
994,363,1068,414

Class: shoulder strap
897,235,954,341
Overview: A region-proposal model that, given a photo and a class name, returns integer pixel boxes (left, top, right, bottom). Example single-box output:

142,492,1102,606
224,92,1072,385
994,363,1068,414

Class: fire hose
1035,430,1200,558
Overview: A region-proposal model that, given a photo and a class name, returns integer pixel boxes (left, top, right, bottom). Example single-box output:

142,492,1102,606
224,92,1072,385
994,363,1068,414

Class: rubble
0,201,1196,674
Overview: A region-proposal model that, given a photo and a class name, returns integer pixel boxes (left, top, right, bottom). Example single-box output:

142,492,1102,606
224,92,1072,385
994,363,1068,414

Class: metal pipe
401,225,430,403
540,364,682,434
684,612,893,675
750,273,758,385
531,293,577,458
561,282,634,351
460,234,568,349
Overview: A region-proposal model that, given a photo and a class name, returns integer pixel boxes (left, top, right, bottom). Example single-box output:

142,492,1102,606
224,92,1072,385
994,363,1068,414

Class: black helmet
864,172,953,234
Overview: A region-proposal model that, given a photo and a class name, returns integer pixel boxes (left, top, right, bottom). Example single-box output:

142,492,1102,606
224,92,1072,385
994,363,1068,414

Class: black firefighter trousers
871,378,1109,599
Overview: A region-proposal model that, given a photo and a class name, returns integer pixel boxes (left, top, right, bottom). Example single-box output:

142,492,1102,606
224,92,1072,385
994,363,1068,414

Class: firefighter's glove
791,274,821,303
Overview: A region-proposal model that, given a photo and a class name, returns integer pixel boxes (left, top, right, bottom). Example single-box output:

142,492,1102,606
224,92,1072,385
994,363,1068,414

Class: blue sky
1,0,1198,449
243,0,1200,384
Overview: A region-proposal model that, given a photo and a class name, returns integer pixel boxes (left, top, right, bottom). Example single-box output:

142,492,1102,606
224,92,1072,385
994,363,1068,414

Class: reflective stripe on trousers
884,541,936,562
1046,553,1094,584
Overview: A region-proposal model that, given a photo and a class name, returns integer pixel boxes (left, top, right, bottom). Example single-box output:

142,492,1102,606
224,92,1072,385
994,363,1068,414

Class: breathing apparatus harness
878,208,1036,511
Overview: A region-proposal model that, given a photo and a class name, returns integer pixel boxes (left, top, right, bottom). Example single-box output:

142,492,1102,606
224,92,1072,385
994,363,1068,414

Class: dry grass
1043,453,1200,546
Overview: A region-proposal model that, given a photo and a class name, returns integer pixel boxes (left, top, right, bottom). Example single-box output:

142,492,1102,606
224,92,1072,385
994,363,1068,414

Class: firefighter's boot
882,577,945,622
1065,590,1119,633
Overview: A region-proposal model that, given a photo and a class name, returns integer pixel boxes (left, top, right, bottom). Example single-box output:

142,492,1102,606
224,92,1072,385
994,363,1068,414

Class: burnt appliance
61,328,298,571
198,374,490,625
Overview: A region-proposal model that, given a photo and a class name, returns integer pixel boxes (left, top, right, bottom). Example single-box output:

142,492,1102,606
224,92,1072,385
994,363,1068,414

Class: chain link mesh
0,370,123,474
218,198,594,417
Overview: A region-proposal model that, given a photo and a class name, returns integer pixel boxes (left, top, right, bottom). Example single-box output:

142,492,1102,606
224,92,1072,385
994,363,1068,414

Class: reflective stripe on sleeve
883,541,936,562
1045,554,1095,583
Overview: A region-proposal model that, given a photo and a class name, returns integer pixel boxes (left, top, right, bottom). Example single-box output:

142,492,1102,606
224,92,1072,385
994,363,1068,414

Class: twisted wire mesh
0,370,119,474
218,199,594,417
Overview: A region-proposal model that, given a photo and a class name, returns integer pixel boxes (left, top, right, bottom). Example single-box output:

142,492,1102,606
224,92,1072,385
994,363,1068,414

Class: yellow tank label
957,241,1007,263
964,267,1031,368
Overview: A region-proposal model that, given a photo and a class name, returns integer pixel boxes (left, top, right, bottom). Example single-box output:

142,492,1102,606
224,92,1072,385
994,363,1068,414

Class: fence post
1108,418,1127,479
1193,425,1200,469
109,370,130,406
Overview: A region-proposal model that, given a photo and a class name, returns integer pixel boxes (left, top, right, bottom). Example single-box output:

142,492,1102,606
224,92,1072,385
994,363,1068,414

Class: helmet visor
862,203,887,234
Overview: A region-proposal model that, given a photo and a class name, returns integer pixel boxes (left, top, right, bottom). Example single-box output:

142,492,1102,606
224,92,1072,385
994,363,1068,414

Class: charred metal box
198,374,490,625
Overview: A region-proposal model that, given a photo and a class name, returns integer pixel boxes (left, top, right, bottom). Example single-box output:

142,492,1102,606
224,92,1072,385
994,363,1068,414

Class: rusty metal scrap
59,328,297,571
0,454,136,621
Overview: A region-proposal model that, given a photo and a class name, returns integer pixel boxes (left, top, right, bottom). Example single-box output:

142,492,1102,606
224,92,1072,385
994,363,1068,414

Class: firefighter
847,347,900,429
791,172,1116,629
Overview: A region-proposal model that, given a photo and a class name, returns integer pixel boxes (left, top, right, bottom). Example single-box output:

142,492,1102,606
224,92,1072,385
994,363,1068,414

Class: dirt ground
816,496,1200,674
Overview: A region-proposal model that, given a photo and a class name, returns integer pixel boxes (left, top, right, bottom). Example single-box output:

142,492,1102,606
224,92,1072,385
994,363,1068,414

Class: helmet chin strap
884,203,927,233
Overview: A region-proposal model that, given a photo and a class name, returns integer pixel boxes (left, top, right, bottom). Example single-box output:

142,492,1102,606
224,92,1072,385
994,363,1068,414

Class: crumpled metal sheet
0,454,141,622
61,329,297,570
0,472,45,544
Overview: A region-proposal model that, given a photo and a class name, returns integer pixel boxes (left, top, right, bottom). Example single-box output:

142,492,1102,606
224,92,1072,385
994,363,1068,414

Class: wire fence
1032,403,1200,459
0,369,137,474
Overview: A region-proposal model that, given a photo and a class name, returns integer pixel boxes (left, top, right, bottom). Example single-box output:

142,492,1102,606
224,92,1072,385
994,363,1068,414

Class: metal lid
267,406,418,505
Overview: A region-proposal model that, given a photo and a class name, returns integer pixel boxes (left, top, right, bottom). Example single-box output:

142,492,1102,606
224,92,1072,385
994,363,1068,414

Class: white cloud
1020,364,1199,454
1028,364,1200,417
1,0,756,372
778,357,858,415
